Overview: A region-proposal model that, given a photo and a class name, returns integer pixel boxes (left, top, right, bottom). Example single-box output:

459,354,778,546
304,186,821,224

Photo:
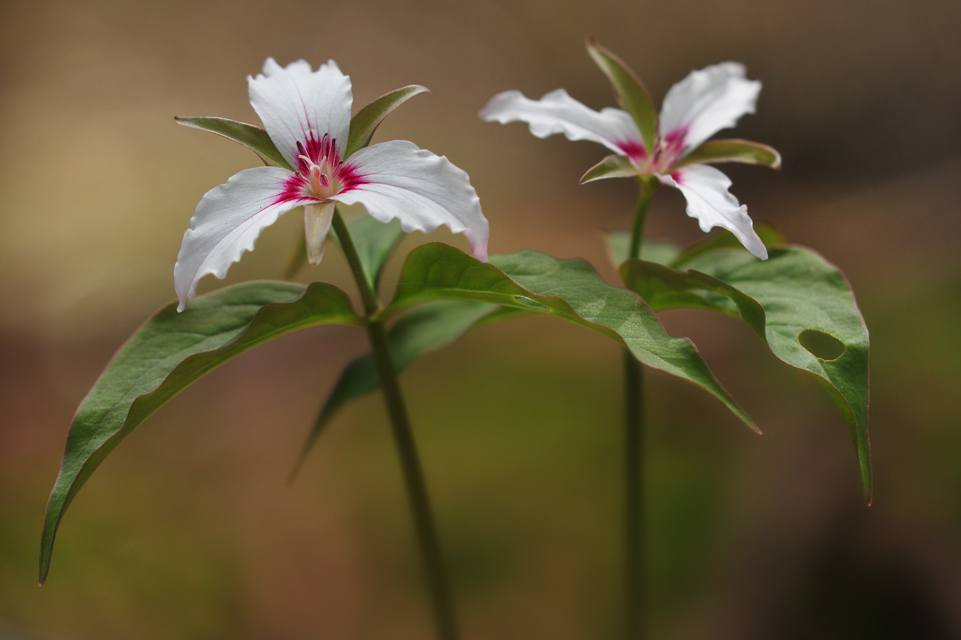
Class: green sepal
673,139,782,171
383,243,756,431
345,85,429,158
620,247,872,501
290,300,500,479
175,116,293,170
586,37,659,152
581,154,640,183
40,281,362,584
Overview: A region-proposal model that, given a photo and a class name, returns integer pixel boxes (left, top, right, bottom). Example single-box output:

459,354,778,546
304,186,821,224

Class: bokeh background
1,0,959,638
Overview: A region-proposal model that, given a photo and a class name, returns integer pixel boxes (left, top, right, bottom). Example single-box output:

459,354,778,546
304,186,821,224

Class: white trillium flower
480,48,779,260
174,58,490,311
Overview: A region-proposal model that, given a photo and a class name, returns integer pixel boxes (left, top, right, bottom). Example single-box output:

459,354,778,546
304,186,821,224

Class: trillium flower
174,58,489,311
479,40,779,260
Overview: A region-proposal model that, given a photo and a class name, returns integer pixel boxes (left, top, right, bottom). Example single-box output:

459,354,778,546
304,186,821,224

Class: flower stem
624,176,659,640
332,210,460,640
627,176,661,260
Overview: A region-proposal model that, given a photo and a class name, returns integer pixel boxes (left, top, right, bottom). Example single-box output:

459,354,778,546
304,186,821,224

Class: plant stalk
332,210,459,640
624,176,659,640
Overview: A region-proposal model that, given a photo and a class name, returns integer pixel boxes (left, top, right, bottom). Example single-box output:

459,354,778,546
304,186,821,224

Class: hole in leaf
513,295,550,311
798,329,846,361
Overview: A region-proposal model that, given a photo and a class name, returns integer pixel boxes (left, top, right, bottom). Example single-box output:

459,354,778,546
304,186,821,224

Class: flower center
296,135,343,201
647,128,688,174
304,161,340,200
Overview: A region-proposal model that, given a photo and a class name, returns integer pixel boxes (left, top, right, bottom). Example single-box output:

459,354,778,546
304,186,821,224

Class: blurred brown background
1,0,959,638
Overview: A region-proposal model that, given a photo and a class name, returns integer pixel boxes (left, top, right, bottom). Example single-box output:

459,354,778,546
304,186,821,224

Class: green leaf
580,154,640,183
334,213,405,292
40,281,362,584
175,116,293,170
605,232,682,267
605,226,784,270
621,259,766,332
673,139,782,171
621,247,872,501
383,243,755,430
669,224,786,269
586,37,659,152
345,85,429,158
290,300,500,478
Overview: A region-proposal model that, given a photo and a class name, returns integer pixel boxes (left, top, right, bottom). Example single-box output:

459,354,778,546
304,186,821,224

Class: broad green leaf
383,243,755,430
605,232,682,267
175,116,293,170
586,38,658,152
291,300,499,478
673,139,782,171
345,85,429,158
581,154,639,183
334,213,405,292
669,224,786,269
40,281,362,583
605,226,784,271
621,247,872,501
621,259,766,335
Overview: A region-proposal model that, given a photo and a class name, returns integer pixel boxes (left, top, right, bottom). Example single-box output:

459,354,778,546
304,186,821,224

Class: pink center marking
275,133,367,205
616,139,647,161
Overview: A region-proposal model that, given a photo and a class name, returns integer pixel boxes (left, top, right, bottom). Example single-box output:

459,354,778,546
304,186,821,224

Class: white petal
661,165,767,259
304,202,336,265
659,63,761,154
331,140,490,261
174,167,314,310
248,58,353,167
480,89,643,156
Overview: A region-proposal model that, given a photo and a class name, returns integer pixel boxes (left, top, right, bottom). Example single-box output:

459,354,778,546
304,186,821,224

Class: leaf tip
38,555,50,586
770,151,783,170
861,465,874,506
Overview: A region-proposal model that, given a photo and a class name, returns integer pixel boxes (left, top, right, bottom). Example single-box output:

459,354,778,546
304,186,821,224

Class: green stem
332,210,460,640
624,175,659,640
623,350,644,640
627,176,661,260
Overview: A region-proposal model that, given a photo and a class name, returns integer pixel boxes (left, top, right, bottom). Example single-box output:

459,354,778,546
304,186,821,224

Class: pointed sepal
175,116,293,170
581,154,639,183
673,139,782,171
345,85,429,158
586,37,659,152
